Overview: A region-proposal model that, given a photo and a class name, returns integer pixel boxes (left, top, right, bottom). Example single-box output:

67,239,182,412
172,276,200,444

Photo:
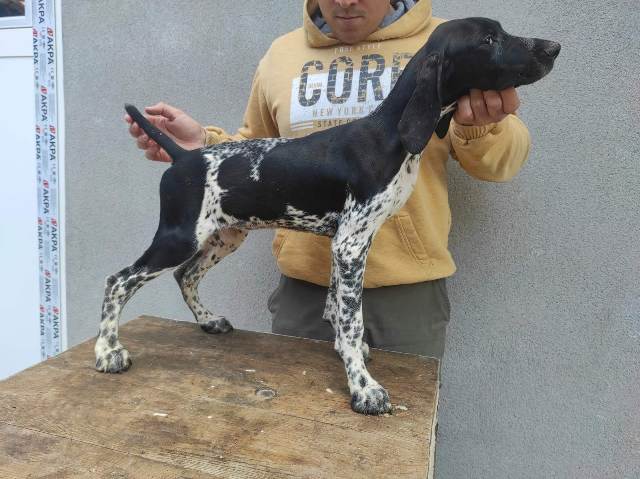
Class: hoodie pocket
394,212,430,263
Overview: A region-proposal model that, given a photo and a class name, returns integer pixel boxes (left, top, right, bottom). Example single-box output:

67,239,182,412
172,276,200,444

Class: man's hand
454,87,520,127
125,102,206,162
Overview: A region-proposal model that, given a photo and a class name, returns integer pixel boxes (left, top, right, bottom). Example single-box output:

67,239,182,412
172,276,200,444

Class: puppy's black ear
398,52,443,154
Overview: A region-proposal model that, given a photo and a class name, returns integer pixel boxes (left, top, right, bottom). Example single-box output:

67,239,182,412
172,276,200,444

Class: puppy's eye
484,35,495,46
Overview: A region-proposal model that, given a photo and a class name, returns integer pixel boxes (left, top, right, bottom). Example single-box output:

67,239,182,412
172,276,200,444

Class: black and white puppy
95,18,560,415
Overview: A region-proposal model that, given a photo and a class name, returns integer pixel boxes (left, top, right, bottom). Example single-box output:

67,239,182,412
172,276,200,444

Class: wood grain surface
0,316,439,478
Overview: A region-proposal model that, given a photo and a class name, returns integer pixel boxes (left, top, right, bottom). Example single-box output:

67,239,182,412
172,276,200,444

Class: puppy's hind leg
95,231,197,373
174,228,247,334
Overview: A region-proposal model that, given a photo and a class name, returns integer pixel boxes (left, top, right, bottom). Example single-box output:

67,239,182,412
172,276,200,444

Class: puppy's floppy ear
398,52,443,154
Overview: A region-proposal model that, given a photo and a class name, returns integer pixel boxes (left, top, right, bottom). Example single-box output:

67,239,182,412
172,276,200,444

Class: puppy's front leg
332,240,391,415
324,256,370,363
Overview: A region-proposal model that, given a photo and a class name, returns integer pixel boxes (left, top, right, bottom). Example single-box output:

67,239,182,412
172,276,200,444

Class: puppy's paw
201,317,233,334
95,347,132,373
350,383,391,415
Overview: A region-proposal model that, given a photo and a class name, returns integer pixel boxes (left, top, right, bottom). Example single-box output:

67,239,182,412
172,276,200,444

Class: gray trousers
268,274,451,360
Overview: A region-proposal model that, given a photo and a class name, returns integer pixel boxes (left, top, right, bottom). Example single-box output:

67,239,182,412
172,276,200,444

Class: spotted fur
97,18,559,415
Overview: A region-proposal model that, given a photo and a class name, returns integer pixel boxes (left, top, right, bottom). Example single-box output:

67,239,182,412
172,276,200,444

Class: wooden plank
0,316,438,478
0,423,218,479
44,316,439,439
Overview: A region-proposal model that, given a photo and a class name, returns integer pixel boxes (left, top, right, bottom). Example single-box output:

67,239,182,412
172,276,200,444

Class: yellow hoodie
204,0,531,288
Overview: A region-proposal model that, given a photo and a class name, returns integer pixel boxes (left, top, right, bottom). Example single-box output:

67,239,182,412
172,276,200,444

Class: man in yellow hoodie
127,0,530,361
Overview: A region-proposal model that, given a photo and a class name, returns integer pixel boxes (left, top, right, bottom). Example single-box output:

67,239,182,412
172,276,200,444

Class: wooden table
0,316,439,478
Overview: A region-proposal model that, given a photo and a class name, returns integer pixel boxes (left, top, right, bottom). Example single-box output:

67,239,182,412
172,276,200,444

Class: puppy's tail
125,104,187,162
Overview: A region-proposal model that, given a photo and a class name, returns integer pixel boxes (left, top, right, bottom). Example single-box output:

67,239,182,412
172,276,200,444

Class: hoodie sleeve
448,114,531,182
203,58,279,145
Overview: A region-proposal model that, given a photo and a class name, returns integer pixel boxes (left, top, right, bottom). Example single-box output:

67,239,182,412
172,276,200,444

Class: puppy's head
439,17,560,94
398,17,560,154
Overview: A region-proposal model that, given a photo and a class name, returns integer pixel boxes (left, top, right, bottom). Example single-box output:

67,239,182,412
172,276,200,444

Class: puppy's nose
543,41,561,58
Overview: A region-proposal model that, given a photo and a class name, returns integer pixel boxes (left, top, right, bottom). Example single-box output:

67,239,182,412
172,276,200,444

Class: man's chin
329,27,372,44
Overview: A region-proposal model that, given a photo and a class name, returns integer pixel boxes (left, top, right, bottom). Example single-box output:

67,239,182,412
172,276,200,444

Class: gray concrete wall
62,1,639,478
